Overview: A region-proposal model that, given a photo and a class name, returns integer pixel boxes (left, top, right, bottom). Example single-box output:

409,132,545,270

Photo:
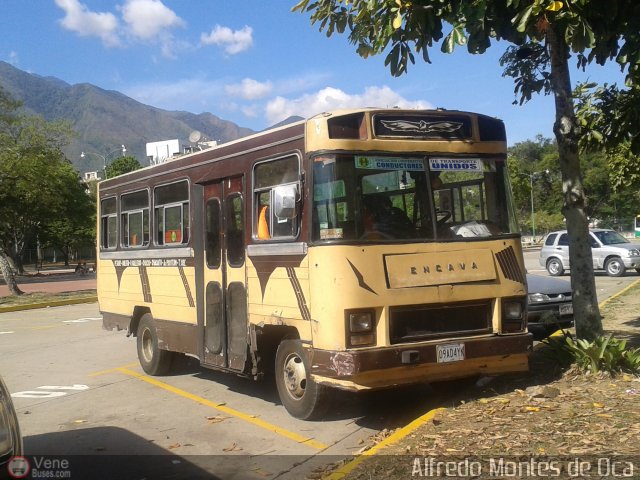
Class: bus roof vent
327,113,367,140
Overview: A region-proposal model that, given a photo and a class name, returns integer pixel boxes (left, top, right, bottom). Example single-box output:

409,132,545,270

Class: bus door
200,177,248,372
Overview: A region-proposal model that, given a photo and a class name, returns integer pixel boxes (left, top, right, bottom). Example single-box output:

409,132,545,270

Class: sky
0,0,628,145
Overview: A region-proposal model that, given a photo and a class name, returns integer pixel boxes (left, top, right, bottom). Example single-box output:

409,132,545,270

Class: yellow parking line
30,325,59,331
88,362,139,377
324,407,445,479
116,367,328,451
599,278,640,309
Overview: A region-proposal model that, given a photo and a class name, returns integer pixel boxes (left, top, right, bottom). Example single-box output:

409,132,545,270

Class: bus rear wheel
275,339,330,420
137,313,174,375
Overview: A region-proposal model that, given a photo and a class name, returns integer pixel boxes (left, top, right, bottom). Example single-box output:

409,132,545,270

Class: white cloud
200,25,253,55
265,86,432,124
225,78,273,100
121,0,185,41
8,51,19,66
55,0,120,46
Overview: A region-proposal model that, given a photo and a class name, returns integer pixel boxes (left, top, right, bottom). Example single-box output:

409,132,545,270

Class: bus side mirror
273,185,298,219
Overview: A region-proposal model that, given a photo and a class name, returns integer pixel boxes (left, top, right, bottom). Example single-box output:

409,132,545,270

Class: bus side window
120,190,150,248
100,197,117,249
253,155,300,241
154,180,190,246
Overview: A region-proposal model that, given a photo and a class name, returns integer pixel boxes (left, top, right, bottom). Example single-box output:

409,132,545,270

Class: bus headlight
502,299,526,333
346,310,376,347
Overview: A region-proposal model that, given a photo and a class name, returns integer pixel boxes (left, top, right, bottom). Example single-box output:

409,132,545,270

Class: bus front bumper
308,333,532,392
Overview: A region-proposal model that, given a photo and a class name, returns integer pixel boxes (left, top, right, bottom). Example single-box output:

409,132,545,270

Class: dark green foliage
0,87,94,273
543,331,640,375
105,155,142,179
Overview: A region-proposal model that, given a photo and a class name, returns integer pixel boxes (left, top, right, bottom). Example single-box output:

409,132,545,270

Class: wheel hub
141,328,153,363
283,353,307,400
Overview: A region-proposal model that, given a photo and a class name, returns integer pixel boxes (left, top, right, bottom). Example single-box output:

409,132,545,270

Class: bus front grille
389,301,492,344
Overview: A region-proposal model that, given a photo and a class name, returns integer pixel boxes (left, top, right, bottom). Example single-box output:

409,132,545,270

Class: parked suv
539,229,640,277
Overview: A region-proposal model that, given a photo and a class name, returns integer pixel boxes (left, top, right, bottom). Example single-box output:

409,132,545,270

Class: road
0,303,452,479
1,255,637,479
523,248,639,303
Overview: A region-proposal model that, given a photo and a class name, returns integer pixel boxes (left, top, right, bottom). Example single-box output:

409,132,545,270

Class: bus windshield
312,154,518,242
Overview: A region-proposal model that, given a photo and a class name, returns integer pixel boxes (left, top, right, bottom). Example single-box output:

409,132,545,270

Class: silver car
539,229,640,277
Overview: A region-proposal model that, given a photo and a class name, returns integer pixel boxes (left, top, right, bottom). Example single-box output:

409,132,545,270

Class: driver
361,195,413,239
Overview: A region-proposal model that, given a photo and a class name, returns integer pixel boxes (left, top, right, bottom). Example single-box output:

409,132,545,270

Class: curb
0,296,98,313
324,408,446,479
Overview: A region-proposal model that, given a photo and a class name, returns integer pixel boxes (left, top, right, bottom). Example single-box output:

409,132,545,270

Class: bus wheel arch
129,306,151,337
274,338,330,420
136,313,174,376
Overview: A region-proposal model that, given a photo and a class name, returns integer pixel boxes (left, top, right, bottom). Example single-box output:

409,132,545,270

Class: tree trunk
0,251,23,296
547,26,602,340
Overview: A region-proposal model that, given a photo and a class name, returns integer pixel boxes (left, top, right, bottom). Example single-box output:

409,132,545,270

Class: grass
0,289,97,308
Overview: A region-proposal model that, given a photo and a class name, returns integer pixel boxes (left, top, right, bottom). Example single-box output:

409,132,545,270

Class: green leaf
514,4,534,33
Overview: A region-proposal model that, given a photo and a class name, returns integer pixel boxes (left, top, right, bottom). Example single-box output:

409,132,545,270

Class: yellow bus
98,108,532,419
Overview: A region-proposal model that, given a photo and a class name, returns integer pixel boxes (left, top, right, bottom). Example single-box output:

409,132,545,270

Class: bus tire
137,313,173,376
275,339,330,420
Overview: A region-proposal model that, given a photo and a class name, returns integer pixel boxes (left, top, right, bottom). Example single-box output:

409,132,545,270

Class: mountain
0,61,256,173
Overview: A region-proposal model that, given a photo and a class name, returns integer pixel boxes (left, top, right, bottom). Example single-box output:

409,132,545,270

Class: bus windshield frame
311,153,519,243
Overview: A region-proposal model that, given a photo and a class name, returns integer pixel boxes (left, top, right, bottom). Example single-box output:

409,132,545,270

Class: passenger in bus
430,171,443,191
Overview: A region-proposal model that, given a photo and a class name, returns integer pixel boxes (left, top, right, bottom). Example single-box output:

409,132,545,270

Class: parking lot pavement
1,304,420,479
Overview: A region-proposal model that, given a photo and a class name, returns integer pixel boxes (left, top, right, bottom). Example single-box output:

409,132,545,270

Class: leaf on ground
206,415,228,424
223,442,242,452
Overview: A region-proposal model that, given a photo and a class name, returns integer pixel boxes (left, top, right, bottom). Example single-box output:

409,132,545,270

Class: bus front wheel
275,340,330,420
137,313,174,375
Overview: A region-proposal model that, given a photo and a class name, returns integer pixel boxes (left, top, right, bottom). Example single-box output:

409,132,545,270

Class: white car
539,229,640,277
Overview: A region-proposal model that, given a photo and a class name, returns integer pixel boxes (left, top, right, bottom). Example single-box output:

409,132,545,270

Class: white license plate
436,343,465,363
559,304,573,316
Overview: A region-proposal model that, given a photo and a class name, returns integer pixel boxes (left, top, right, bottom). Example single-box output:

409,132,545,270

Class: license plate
436,343,465,363
559,304,573,316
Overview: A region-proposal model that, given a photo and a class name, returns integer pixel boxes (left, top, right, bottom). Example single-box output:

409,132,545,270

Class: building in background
146,139,181,166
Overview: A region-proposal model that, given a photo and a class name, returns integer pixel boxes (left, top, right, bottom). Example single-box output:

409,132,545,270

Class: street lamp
519,169,549,242
81,145,126,180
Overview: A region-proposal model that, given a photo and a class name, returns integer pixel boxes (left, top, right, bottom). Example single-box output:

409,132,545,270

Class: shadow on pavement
23,426,218,479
